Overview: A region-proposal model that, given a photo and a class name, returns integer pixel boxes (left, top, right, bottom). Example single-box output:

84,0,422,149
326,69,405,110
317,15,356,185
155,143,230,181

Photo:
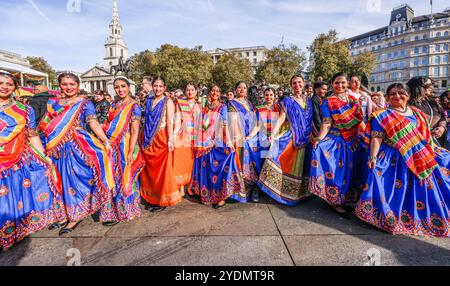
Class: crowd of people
1,69,450,251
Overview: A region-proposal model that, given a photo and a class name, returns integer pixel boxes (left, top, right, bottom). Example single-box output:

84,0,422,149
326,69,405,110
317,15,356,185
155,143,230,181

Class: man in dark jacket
312,82,328,137
93,90,111,125
29,85,53,125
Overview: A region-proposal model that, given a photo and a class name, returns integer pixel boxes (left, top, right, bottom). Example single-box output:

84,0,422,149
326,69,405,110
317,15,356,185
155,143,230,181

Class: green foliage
26,56,56,85
130,45,213,90
129,50,156,84
308,30,377,84
211,53,253,92
256,44,306,88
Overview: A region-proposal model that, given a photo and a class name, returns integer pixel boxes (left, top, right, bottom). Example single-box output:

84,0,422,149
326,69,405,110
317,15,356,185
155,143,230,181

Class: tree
256,44,306,87
307,30,352,82
154,44,213,90
307,30,376,84
129,50,156,84
26,56,56,85
130,45,214,90
211,53,253,92
348,51,377,81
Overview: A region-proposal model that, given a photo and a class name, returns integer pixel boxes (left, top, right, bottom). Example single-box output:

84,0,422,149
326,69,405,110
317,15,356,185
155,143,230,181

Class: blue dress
0,103,64,250
309,98,360,206
190,104,244,205
43,99,115,223
356,113,450,237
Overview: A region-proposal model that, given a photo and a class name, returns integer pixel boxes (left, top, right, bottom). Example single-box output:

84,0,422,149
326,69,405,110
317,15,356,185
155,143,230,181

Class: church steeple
110,0,122,39
104,0,128,68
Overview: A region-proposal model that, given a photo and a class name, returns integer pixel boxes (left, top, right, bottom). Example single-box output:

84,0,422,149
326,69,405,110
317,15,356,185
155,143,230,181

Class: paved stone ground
2,195,450,266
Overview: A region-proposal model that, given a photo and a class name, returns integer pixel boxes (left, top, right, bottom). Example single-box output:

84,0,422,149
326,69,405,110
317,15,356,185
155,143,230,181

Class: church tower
104,0,128,68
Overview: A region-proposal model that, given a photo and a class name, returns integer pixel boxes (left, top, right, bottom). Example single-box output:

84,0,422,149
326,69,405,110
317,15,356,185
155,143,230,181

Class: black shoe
102,221,119,227
212,202,226,209
150,206,167,213
332,206,352,220
48,221,68,231
59,221,82,236
251,189,260,203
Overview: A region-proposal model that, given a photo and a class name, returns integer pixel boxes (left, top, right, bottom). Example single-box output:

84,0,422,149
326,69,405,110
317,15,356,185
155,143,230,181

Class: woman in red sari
102,77,144,224
140,77,180,212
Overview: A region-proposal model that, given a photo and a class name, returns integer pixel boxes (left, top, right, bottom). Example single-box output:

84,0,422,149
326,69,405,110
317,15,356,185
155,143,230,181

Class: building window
423,34,428,40
401,39,405,44
121,49,123,58
444,44,449,51
445,31,449,37
434,67,439,76
394,40,398,45
414,58,419,66
110,48,113,57
372,47,375,51
435,56,440,64
443,80,448,88
422,46,427,53
400,50,405,57
388,42,392,47
414,36,419,41
443,55,448,63
253,51,257,56
414,47,419,54
435,44,440,52
253,59,257,64
246,52,250,57
394,51,398,57
443,67,448,77
421,68,427,76
436,32,441,37
422,58,427,66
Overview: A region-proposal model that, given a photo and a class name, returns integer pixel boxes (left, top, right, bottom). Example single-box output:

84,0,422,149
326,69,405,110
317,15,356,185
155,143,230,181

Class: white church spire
104,0,128,68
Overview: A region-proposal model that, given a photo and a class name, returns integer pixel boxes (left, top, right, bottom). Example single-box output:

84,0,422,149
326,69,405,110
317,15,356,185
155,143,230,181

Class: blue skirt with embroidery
356,144,450,237
0,153,64,250
191,147,244,205
309,132,359,206
52,141,114,223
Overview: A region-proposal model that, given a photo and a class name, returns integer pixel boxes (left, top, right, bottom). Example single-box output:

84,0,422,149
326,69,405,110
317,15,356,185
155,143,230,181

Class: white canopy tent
0,59,49,87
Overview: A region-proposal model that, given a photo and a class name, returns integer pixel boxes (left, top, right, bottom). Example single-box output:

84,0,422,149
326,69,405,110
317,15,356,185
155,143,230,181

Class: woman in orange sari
140,76,180,212
174,84,201,197
102,77,144,224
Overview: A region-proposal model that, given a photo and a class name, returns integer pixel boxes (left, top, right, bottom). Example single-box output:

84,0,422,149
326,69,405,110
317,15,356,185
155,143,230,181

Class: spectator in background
305,83,314,98
141,76,154,97
29,85,53,126
407,76,447,147
226,91,235,102
348,75,374,123
371,91,387,112
78,89,89,99
105,93,113,103
93,90,111,125
439,90,450,149
311,81,328,137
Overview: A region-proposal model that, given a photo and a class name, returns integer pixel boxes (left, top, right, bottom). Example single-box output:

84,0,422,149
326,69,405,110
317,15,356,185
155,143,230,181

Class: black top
28,92,53,125
311,94,323,136
94,99,111,124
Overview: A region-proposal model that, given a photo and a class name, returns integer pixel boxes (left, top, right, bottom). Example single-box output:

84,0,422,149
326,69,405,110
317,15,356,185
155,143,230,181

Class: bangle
368,155,377,161
314,137,322,143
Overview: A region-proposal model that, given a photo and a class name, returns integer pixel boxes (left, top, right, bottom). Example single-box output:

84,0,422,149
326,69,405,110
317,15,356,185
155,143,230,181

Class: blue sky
0,0,448,72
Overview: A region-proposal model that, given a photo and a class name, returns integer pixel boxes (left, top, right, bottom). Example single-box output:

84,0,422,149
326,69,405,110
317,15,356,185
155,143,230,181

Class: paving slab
1,236,293,266
268,198,381,236
284,234,450,266
106,200,279,237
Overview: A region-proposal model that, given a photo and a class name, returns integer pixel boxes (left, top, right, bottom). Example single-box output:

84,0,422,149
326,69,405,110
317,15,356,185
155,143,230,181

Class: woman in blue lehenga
0,72,64,250
190,85,244,209
257,76,314,206
227,81,262,203
356,83,450,237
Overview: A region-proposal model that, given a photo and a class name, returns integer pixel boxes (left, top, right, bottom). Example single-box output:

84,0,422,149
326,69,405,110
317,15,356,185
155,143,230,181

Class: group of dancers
1,70,449,251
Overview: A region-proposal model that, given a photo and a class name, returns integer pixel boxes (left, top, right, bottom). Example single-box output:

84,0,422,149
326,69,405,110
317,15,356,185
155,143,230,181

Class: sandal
332,206,351,220
102,221,119,227
48,221,68,231
213,201,226,209
59,221,82,236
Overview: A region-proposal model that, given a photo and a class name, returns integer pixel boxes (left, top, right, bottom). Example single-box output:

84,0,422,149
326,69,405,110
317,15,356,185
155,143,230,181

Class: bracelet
368,155,377,161
314,137,322,143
